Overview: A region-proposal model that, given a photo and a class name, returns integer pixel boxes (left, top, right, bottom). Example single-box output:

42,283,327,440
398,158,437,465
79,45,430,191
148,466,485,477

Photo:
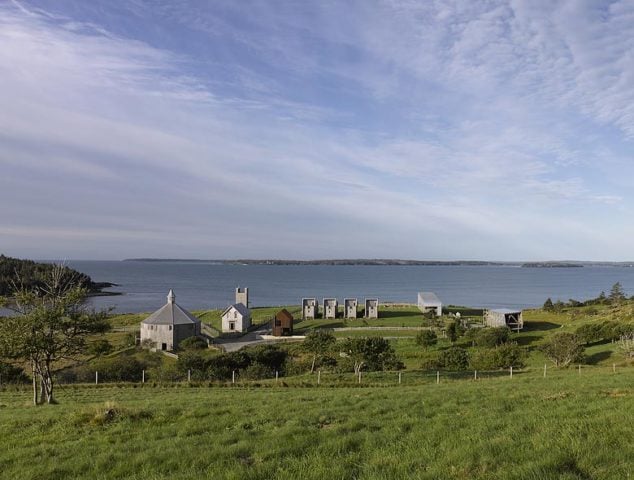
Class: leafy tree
540,332,584,368
446,322,459,342
543,298,554,311
340,337,403,374
0,264,109,404
0,361,29,383
474,327,510,348
303,330,336,373
609,282,626,305
470,343,526,370
415,330,437,348
437,346,468,371
575,324,604,345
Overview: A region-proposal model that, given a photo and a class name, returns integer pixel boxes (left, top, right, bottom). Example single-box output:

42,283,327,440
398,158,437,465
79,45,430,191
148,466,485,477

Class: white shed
484,309,523,330
418,292,442,317
222,303,252,333
323,298,338,319
302,298,317,319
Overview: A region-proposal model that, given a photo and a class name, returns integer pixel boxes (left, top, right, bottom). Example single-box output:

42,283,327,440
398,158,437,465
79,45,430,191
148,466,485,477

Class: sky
1,0,634,261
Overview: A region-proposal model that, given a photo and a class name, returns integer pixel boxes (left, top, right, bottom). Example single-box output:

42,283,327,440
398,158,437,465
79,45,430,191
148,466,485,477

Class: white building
417,292,442,317
365,298,379,318
302,298,317,319
222,303,252,333
344,298,358,319
484,309,523,331
140,290,201,351
323,298,338,319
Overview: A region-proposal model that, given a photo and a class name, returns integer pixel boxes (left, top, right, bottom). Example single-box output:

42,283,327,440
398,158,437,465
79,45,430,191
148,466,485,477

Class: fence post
398,372,402,385
188,369,191,382
474,370,477,381
232,370,235,384
317,369,321,385
275,371,279,383
578,364,581,375
358,371,361,384
543,364,547,378
436,371,440,384
613,363,616,374
509,366,513,378
95,371,99,385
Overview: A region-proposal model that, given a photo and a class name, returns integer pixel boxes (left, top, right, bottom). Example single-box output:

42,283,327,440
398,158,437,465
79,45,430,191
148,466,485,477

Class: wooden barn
272,309,294,336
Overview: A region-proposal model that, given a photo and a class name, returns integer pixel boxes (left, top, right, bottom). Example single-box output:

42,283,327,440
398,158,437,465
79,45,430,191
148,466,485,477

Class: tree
340,337,403,374
540,332,584,368
474,327,510,348
609,282,626,305
617,333,634,360
543,298,554,311
0,264,109,404
303,330,336,373
437,346,468,371
415,330,437,348
88,339,113,356
446,322,459,342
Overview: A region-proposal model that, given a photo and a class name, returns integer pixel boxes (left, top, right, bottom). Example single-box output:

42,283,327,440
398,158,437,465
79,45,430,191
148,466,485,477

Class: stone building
365,298,379,318
344,298,358,319
140,290,201,351
235,287,249,307
302,298,317,319
484,309,523,331
323,298,338,319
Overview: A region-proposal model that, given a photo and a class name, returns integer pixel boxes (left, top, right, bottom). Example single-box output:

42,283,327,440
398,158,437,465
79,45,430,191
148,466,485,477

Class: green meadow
0,367,632,480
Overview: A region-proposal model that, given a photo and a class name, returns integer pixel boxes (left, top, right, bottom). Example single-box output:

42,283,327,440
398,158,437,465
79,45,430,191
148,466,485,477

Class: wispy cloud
0,1,633,260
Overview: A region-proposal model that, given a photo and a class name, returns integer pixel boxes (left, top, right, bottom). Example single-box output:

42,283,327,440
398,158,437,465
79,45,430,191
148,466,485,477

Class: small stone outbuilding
418,292,442,317
222,303,252,333
272,309,294,336
365,298,379,318
323,298,338,319
302,298,317,319
485,309,523,330
344,298,358,319
140,290,201,351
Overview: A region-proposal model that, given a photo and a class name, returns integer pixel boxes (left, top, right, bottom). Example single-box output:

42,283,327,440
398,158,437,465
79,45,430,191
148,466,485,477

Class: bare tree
0,264,109,404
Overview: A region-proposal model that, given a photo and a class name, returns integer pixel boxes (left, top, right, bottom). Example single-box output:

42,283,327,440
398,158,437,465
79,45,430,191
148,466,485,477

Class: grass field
0,367,632,480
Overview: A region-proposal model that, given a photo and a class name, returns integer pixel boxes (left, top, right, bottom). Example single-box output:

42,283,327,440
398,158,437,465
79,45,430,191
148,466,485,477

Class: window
169,325,173,331
234,311,237,318
229,321,235,331
275,319,281,327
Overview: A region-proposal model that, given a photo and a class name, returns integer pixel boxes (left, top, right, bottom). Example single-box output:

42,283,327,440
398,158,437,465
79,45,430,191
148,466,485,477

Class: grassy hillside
0,368,632,479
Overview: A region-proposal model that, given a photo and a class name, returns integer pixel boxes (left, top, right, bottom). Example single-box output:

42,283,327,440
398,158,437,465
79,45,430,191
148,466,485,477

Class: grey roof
142,302,200,326
418,292,442,304
222,303,250,317
489,308,522,314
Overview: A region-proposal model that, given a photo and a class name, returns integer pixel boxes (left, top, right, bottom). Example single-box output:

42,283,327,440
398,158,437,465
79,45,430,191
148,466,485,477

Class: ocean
62,261,634,314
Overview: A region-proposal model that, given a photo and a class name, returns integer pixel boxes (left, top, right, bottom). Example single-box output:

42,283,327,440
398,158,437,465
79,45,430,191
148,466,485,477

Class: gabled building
302,298,317,320
323,298,338,319
484,309,523,331
222,303,252,333
272,309,294,336
365,298,379,318
140,290,201,351
418,292,442,317
344,298,358,319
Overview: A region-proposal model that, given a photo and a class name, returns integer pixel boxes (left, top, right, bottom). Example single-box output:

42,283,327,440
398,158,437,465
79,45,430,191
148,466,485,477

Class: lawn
0,368,632,479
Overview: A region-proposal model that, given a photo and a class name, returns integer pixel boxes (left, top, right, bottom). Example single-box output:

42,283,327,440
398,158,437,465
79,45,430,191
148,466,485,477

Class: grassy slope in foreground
0,369,632,480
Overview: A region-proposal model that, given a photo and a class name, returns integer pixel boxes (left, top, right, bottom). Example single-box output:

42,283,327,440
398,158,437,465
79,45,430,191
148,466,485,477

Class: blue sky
1,0,634,260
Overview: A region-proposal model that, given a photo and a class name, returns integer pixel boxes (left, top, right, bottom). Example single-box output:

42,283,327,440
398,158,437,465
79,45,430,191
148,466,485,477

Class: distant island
124,258,634,267
0,254,118,297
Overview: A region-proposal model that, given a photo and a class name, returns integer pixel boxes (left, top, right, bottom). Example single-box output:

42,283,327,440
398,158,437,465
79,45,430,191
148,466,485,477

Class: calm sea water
63,261,634,313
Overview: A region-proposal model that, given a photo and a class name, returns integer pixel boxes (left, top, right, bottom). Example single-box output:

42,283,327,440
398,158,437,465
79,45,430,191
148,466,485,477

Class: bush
92,356,145,382
575,324,604,345
88,339,113,356
474,327,510,348
437,347,468,371
470,343,526,370
415,330,438,347
541,332,584,367
0,361,29,383
241,362,275,380
179,336,208,350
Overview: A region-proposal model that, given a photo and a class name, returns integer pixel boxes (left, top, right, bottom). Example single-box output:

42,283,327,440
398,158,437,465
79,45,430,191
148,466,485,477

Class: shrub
248,344,288,372
541,332,584,367
437,347,468,371
474,327,510,348
0,361,29,383
179,336,208,350
575,324,604,345
415,330,438,348
241,362,275,380
92,356,145,382
340,337,404,373
88,339,113,356
470,343,526,370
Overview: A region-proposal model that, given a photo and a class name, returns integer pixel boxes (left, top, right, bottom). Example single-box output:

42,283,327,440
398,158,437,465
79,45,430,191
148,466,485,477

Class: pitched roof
222,303,250,317
275,308,294,322
418,292,442,305
142,302,200,326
